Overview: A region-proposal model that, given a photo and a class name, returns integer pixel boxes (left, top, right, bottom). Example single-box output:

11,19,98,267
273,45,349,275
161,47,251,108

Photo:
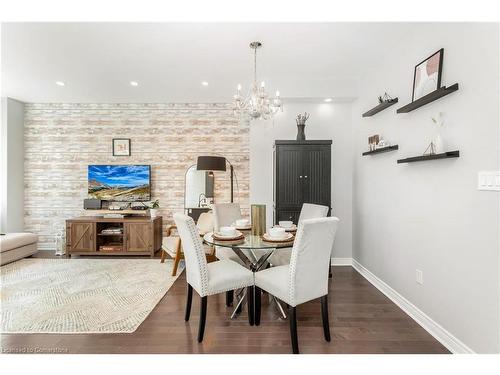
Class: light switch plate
478,171,500,191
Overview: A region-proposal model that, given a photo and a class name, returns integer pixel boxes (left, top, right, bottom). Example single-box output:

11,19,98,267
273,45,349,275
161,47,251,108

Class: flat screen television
88,165,151,202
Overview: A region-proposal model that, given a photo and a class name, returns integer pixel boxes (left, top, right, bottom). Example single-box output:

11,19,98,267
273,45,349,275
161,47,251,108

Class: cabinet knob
299,175,303,179
305,175,308,178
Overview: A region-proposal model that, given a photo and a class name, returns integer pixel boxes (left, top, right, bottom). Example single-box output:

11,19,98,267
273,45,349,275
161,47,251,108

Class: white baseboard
351,258,474,354
37,245,54,251
331,257,352,266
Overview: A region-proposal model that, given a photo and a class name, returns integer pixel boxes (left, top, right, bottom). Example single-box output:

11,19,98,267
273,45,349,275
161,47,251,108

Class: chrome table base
228,246,287,320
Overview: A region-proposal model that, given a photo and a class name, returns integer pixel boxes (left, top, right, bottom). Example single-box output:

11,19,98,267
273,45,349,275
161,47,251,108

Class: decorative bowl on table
269,227,286,238
262,231,294,243
233,219,252,230
262,227,294,243
213,228,245,241
219,226,237,236
277,221,297,232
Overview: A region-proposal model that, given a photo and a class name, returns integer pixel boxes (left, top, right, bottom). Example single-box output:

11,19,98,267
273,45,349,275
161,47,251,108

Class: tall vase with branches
296,112,310,141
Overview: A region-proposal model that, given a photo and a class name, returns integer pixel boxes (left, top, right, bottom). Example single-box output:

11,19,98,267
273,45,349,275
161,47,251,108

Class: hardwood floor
0,254,449,354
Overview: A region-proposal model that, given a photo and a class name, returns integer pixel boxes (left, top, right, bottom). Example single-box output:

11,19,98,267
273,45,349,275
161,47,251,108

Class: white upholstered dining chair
270,203,330,266
254,216,340,354
161,212,217,276
173,213,255,343
212,203,257,307
212,203,256,263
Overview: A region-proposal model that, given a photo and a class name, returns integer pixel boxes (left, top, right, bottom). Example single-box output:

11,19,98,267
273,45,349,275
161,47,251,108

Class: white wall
352,23,499,353
498,22,500,352
0,97,24,233
250,101,353,259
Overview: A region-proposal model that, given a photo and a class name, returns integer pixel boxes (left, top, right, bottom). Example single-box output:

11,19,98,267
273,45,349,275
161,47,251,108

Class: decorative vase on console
296,112,310,141
150,199,160,219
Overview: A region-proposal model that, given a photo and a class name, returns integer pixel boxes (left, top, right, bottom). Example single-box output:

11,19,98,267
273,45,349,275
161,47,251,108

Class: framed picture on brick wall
112,138,131,156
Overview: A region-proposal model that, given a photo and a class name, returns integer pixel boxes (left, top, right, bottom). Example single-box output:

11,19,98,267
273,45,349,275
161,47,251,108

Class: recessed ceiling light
201,81,209,86
324,98,332,102
130,81,139,87
55,81,65,87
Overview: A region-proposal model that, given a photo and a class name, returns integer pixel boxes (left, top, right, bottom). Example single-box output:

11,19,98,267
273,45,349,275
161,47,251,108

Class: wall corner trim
351,258,475,354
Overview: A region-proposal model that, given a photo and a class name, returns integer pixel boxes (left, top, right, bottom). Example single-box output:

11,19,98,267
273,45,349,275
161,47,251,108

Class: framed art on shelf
412,48,444,101
112,138,131,156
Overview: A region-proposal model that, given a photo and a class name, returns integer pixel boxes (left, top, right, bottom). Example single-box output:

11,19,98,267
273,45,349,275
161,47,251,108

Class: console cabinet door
125,223,152,252
69,222,96,252
275,146,304,208
301,145,331,207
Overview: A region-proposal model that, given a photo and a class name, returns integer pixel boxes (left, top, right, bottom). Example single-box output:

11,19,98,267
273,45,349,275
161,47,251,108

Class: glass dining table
203,231,295,319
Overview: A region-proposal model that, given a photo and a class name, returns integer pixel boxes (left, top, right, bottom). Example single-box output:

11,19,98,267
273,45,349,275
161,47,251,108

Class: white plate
274,224,297,232
235,225,252,230
263,232,294,241
213,230,243,240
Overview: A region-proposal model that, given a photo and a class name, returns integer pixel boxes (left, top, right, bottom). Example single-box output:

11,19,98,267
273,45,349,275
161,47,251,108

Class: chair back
297,203,329,224
173,213,209,296
212,203,242,230
196,212,214,234
288,217,339,306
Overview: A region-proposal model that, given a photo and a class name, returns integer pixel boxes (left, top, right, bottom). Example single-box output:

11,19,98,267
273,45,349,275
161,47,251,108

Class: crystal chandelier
233,41,283,120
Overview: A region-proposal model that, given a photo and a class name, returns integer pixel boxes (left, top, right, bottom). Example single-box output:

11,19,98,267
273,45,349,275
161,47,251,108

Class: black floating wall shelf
362,145,399,156
397,84,459,113
397,150,460,164
362,99,398,117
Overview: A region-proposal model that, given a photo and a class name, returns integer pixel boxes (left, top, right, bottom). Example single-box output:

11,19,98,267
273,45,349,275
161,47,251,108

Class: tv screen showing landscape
88,165,151,202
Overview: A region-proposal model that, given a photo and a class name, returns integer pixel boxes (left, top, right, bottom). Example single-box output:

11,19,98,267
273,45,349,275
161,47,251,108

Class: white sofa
0,233,38,266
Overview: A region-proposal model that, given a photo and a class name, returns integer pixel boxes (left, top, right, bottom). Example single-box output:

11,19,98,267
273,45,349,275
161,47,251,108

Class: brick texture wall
24,103,249,250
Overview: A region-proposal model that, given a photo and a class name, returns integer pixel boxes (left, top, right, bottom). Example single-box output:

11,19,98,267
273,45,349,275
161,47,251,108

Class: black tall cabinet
273,140,332,224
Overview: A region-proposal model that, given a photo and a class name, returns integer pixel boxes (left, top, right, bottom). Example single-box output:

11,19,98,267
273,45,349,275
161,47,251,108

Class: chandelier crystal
233,41,283,120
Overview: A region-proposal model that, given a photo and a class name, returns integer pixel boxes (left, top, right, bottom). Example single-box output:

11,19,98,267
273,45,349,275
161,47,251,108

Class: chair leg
198,296,208,343
185,283,193,321
160,249,166,263
172,251,182,277
226,290,234,307
255,286,261,326
247,286,254,326
320,295,331,342
171,239,182,276
289,306,299,354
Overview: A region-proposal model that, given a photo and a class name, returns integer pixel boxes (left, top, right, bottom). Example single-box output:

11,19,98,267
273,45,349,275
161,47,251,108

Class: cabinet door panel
69,222,95,252
302,146,331,206
276,146,303,207
125,223,152,252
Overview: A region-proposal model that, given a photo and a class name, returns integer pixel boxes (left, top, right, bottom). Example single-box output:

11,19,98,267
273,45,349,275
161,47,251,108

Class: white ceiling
1,23,416,103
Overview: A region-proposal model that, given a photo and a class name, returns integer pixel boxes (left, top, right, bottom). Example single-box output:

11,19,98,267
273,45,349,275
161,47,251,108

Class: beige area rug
0,258,184,333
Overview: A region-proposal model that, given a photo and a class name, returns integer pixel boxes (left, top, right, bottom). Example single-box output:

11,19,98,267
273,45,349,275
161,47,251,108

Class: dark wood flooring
1,253,449,354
